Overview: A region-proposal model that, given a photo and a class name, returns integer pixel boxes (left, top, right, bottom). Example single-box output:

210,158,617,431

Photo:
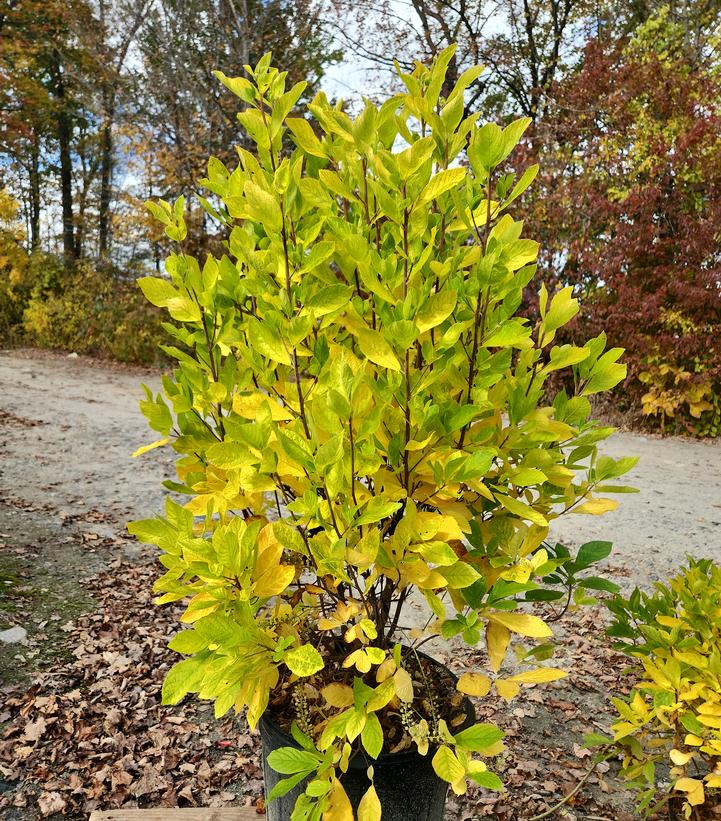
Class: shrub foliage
604,559,721,817
131,48,634,816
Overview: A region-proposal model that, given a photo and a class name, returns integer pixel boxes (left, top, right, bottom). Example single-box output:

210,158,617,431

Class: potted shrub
596,558,721,820
130,47,635,820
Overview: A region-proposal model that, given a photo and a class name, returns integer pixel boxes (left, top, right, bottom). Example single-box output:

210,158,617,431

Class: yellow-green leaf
361,713,384,759
432,745,465,784
353,326,401,371
247,318,291,365
285,644,324,677
418,167,466,205
167,296,201,323
138,276,178,307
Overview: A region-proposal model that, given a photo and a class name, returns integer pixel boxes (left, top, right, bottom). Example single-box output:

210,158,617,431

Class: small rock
67,352,79,359
0,626,27,644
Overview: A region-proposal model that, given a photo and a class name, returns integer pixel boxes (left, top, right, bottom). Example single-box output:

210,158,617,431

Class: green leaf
439,561,482,589
453,723,504,752
574,541,613,569
285,644,324,677
582,352,627,395
267,746,320,774
496,494,548,527
469,770,503,790
543,287,579,334
305,285,353,316
580,577,620,594
583,732,611,747
468,122,504,173
502,164,538,208
361,712,383,758
267,770,308,802
546,344,590,372
484,320,530,348
277,430,314,471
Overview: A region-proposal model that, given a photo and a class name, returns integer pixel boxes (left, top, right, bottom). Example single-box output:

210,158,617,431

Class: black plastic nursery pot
259,651,476,821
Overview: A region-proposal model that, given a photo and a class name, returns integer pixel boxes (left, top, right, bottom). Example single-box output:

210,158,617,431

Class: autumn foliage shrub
21,265,166,364
0,187,164,365
0,189,32,340
519,12,721,437
130,48,634,817
602,559,721,818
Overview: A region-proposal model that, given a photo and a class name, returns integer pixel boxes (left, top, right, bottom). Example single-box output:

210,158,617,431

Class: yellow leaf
488,612,552,638
232,392,293,421
322,684,355,708
685,734,703,746
254,563,295,596
495,679,520,701
573,498,619,515
457,672,491,697
674,777,704,806
507,668,567,684
132,437,171,457
670,749,695,766
486,621,511,673
451,776,467,796
376,658,396,683
343,649,371,673
357,785,381,821
325,778,353,821
393,668,414,703
656,615,683,629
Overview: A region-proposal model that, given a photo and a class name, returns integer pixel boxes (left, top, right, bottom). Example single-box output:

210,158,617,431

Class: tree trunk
29,131,41,251
52,50,76,267
98,87,114,259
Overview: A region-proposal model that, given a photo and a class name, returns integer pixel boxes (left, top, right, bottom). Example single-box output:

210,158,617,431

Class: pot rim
259,647,476,768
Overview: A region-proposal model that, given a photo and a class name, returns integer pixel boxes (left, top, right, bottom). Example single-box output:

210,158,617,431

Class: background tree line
1,0,720,434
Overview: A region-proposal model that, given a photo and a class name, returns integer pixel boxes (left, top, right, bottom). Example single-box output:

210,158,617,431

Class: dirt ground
1,348,720,820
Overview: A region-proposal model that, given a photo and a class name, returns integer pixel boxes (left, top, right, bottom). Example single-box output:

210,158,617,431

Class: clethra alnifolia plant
130,46,635,820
